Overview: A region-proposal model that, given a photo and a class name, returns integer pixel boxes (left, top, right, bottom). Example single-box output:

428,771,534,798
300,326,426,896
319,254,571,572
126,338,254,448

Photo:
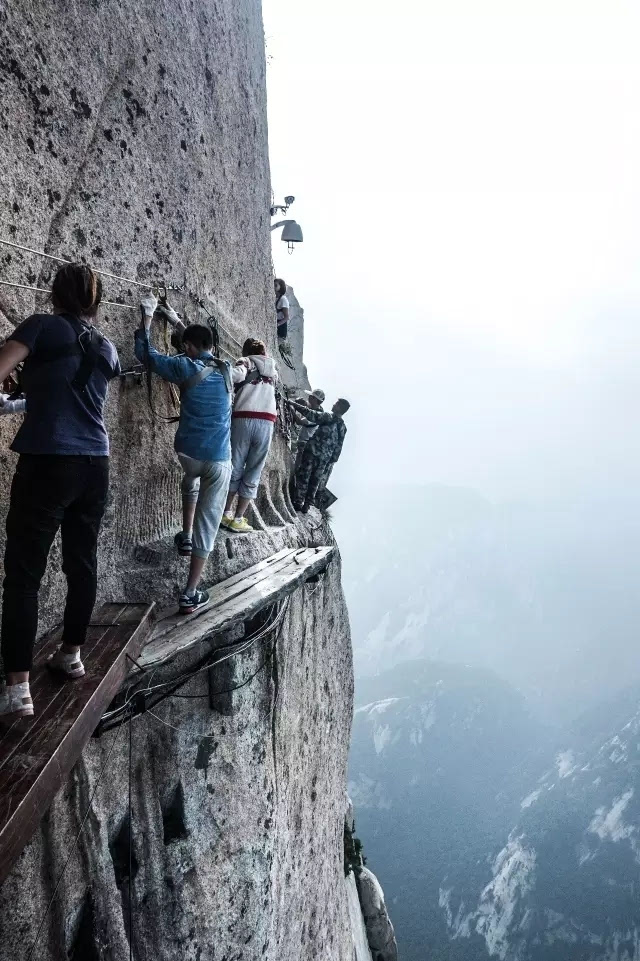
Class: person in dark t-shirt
0,263,120,718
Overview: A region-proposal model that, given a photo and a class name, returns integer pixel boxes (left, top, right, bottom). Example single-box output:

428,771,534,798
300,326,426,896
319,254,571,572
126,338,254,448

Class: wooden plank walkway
138,546,334,669
0,545,333,886
0,602,153,887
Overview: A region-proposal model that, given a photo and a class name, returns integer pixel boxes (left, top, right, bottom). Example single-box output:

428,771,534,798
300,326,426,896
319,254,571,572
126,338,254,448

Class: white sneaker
46,646,85,679
0,682,33,718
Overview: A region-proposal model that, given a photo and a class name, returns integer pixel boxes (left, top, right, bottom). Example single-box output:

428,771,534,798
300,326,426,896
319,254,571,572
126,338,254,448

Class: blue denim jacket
135,329,232,462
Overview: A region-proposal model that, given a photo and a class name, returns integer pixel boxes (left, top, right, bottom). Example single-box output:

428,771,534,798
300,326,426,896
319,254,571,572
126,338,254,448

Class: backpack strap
179,358,232,396
28,314,115,390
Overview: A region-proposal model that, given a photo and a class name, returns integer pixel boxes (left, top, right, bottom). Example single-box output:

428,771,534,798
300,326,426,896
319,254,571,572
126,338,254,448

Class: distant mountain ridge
443,680,640,961
349,660,545,961
350,656,640,961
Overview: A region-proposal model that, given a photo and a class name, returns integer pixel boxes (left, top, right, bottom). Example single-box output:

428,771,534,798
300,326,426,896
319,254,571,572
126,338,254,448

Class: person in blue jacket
135,293,247,613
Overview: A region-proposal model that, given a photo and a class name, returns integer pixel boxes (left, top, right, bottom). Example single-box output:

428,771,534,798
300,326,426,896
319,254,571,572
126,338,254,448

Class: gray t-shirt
9,313,120,456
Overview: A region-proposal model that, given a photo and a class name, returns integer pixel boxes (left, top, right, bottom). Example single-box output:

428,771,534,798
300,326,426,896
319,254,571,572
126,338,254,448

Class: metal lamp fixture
270,195,304,252
270,219,303,253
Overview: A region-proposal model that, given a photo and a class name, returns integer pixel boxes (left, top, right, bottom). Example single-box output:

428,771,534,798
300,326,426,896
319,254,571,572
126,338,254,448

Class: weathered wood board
0,602,154,887
139,546,334,669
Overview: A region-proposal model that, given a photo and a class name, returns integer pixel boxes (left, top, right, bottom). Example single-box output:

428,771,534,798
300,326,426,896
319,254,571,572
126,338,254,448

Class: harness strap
179,358,232,396
27,315,115,390
234,366,273,396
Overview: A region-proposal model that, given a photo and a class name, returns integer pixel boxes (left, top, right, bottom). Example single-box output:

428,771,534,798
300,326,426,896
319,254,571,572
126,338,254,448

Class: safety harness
233,363,273,397
179,357,232,397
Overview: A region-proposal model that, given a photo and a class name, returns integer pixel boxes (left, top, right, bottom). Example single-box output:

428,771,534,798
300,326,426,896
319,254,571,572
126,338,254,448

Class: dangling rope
278,342,296,371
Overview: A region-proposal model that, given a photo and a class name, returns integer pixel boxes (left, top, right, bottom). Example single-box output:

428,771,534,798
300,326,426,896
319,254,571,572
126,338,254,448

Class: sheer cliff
0,2,374,958
0,536,357,961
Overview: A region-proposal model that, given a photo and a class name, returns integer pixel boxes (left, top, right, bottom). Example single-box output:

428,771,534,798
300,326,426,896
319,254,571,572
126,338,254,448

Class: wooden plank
153,548,296,627
139,547,334,669
0,605,150,758
151,548,300,641
147,547,317,651
0,602,154,888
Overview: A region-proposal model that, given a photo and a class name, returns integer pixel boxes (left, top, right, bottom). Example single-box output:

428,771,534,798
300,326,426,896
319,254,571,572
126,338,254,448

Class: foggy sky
264,0,640,504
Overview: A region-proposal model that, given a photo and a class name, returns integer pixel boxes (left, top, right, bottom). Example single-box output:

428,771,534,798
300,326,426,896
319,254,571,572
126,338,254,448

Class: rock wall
0,0,278,627
0,2,367,959
0,539,356,961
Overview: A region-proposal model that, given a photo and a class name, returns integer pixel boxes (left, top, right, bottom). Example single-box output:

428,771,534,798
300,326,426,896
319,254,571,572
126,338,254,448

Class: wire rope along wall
0,279,138,309
0,235,243,347
98,599,291,734
0,237,152,290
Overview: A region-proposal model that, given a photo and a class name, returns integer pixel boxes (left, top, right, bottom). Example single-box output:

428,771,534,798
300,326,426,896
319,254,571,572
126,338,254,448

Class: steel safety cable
0,278,137,309
145,613,287,731
0,248,245,348
169,617,285,701
0,236,152,290
0,245,244,351
99,601,289,731
138,601,289,701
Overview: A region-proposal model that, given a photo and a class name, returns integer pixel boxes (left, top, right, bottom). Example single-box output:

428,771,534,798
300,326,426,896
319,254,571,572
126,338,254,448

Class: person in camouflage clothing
288,397,350,512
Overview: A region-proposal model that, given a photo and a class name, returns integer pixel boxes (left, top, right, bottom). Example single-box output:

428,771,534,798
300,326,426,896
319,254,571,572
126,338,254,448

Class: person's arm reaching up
293,411,313,427
288,400,334,424
134,294,191,384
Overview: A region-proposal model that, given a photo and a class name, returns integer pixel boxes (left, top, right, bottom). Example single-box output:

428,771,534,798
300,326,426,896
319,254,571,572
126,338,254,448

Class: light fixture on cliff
271,219,304,253
270,195,303,252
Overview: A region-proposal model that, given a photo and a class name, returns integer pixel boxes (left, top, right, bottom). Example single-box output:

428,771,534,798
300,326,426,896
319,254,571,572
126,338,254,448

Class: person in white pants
222,338,278,533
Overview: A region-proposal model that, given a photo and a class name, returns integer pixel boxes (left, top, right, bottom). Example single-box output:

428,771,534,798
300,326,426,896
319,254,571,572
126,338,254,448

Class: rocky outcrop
347,873,374,961
356,868,399,961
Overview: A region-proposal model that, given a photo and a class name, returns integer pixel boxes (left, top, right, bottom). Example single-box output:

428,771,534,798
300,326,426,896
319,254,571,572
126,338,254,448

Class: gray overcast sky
264,0,640,503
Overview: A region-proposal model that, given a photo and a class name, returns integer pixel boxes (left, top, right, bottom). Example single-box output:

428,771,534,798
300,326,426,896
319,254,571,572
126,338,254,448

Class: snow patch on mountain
439,887,474,939
348,773,392,810
355,698,405,717
555,750,577,778
374,725,392,755
365,610,391,650
589,790,635,843
521,788,542,809
474,836,537,960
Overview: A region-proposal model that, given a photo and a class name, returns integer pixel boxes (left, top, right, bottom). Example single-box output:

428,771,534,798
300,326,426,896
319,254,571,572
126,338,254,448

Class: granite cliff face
0,0,278,626
0,540,357,961
0,2,377,958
